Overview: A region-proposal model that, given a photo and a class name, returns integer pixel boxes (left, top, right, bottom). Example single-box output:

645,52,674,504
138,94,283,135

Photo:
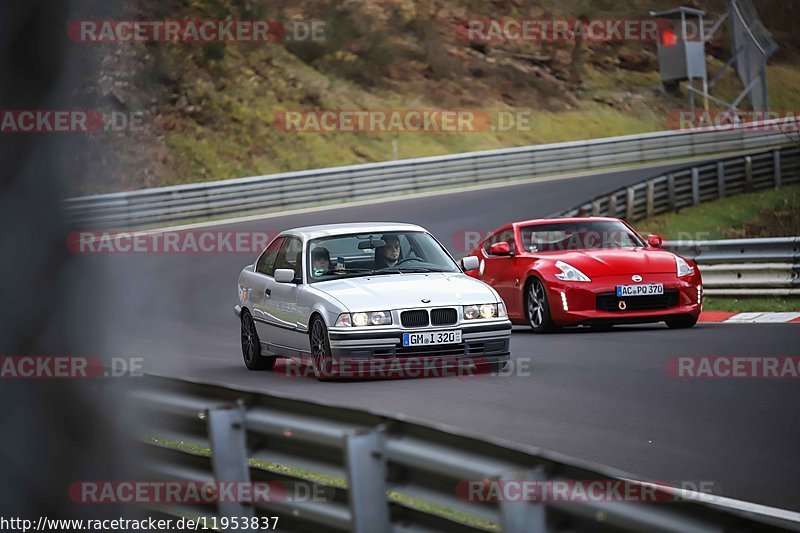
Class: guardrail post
646,181,655,217
607,193,617,218
773,150,782,188
716,161,726,198
347,171,356,199
625,187,635,220
207,401,255,523
591,199,602,216
279,177,288,207
667,174,676,211
411,163,420,192
691,167,700,205
498,467,546,533
345,426,390,533
201,186,211,222
124,199,133,228
744,156,753,191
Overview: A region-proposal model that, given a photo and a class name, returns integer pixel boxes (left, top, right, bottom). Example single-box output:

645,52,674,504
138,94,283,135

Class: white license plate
616,283,664,297
402,330,462,346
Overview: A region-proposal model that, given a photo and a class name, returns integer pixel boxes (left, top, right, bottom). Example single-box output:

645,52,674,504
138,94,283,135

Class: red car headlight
676,256,695,277
554,261,591,282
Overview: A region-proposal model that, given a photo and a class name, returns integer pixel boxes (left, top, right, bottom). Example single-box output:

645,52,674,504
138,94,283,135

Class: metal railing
132,375,800,532
554,145,799,220
64,119,798,229
665,237,800,295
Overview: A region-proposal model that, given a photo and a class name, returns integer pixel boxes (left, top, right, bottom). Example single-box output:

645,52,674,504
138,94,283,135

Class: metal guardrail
554,145,799,220
664,237,800,296
132,375,800,532
64,119,798,229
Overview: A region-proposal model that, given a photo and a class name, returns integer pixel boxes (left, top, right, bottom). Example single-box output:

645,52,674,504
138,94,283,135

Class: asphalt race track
83,161,800,512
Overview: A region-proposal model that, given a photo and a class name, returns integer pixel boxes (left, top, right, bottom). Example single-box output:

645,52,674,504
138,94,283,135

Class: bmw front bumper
326,319,512,369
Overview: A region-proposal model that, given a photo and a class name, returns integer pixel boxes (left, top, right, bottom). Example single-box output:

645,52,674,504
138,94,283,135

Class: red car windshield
519,221,645,252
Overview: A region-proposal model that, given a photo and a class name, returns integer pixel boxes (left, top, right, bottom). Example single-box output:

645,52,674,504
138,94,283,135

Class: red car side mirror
490,242,511,256
647,234,662,248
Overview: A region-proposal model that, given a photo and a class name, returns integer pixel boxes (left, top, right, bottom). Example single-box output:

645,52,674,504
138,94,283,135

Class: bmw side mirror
462,256,480,272
274,268,296,283
647,234,663,248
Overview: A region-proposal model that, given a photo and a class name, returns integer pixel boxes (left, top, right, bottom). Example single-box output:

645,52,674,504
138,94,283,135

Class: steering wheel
394,257,424,266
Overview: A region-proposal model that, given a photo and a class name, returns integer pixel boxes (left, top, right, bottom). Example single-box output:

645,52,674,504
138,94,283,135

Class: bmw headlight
676,256,695,277
335,311,392,327
554,260,591,282
480,304,496,318
464,303,500,319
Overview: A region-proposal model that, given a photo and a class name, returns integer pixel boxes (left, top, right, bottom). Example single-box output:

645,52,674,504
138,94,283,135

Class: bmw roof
280,222,427,240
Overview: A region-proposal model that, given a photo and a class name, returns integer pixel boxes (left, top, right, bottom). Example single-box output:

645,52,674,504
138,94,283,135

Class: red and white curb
699,312,800,323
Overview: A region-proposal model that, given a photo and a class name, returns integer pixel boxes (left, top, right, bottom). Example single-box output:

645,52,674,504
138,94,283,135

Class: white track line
725,312,800,323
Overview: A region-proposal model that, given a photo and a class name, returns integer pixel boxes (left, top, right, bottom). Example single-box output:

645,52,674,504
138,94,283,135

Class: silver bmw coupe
235,223,512,380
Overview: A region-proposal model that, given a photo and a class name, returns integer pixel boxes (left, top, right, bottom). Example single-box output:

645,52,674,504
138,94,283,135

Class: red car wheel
526,278,558,333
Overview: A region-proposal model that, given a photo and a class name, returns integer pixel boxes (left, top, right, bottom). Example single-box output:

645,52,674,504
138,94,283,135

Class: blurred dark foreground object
0,0,132,523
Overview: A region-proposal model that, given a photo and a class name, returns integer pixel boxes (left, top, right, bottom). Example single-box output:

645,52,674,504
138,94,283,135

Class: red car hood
538,248,678,277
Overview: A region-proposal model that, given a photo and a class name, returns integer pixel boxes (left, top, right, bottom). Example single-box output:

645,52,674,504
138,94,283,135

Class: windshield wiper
372,268,402,275
322,267,441,277
330,268,400,276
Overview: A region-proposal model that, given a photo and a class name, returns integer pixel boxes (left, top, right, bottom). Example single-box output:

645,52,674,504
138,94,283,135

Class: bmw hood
314,273,499,312
546,248,680,276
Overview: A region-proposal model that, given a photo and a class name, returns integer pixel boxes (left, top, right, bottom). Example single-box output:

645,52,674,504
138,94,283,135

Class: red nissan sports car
467,217,702,332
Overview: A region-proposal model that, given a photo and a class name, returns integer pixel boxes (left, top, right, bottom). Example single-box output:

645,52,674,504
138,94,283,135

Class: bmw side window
278,237,303,278
256,237,284,276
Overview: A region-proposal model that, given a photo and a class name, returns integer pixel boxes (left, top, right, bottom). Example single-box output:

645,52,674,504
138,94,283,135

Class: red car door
477,228,524,317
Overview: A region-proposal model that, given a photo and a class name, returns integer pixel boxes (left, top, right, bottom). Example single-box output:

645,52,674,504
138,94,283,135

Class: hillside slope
72,0,800,194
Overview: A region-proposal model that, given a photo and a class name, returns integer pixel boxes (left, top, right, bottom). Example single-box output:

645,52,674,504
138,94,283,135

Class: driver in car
374,234,401,269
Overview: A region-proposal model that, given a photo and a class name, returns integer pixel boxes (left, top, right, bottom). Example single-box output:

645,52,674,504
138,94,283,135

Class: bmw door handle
265,288,271,297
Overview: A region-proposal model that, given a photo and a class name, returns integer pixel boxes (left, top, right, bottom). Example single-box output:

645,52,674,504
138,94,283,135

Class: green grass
146,436,346,487
634,183,800,241
146,436,497,531
702,296,800,313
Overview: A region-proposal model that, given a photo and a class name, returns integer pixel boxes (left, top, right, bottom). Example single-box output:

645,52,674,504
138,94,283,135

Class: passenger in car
311,247,332,277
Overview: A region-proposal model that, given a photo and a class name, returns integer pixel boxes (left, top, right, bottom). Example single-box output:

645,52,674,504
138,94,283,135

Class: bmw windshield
307,231,461,282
